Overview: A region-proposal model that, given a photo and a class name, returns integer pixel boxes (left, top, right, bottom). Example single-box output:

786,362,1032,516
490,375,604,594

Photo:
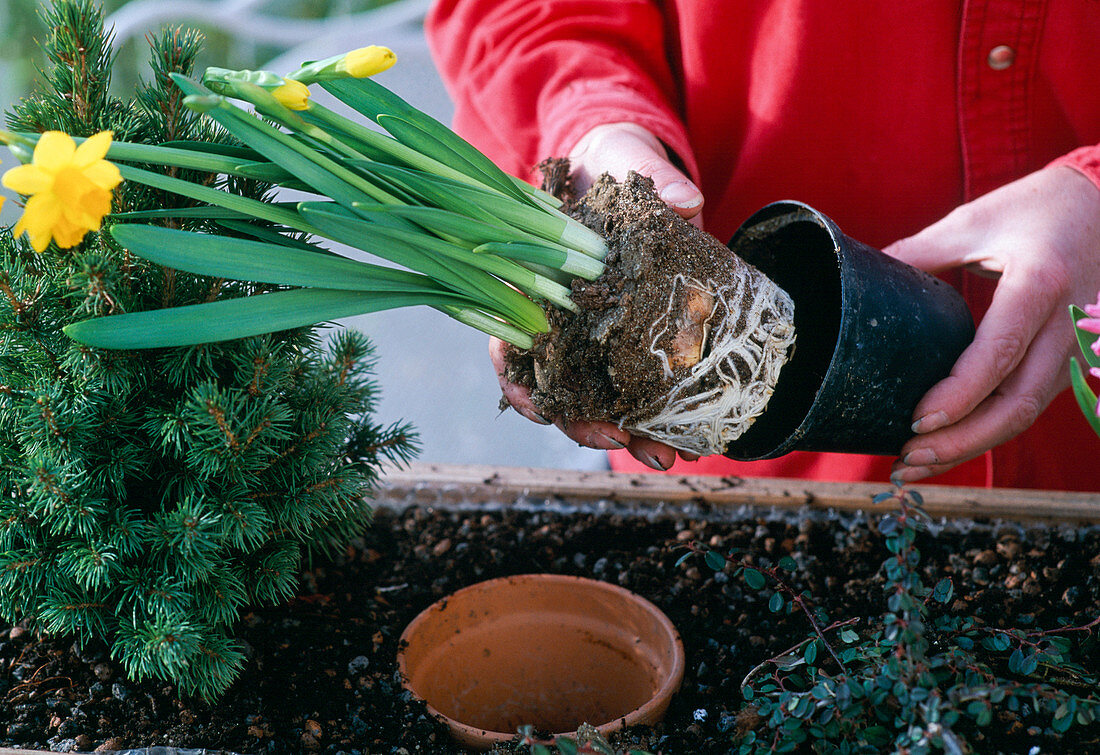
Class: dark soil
1,501,1098,754
504,171,794,430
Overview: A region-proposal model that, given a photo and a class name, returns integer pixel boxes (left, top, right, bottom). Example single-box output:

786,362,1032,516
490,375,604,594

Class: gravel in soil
1,504,1098,754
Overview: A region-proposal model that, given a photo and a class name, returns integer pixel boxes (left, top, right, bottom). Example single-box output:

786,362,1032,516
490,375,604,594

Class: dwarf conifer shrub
0,0,415,699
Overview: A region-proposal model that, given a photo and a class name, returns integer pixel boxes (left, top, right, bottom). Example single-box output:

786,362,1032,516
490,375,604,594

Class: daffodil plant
1070,294,1100,437
1,46,608,352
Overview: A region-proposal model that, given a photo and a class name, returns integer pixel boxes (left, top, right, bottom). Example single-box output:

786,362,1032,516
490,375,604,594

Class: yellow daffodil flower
1,130,122,253
272,79,312,111
339,45,397,79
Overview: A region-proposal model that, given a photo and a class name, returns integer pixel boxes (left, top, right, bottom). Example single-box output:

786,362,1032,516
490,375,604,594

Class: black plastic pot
723,201,975,460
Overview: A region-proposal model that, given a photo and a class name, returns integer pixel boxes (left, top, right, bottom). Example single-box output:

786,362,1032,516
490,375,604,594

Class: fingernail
638,451,669,472
911,410,948,434
519,408,551,425
592,431,627,450
659,181,702,209
902,448,938,467
892,466,930,484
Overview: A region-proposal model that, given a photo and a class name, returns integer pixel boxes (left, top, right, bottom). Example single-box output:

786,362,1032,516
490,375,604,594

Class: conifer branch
0,0,415,699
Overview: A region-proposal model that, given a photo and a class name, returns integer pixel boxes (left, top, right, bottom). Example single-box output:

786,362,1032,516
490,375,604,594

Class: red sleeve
1049,144,1100,191
425,0,698,184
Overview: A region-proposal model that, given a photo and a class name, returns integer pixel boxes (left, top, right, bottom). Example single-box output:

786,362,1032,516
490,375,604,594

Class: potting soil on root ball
1,503,1098,754
505,171,796,456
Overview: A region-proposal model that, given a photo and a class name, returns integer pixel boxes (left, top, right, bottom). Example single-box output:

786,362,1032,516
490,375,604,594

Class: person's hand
884,165,1100,483
492,122,705,470
568,122,704,226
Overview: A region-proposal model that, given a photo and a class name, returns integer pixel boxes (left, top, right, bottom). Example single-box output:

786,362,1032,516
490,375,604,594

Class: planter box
2,464,1097,754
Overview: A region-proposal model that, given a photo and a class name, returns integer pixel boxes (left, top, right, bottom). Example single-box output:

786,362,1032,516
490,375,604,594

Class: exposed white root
626,273,796,455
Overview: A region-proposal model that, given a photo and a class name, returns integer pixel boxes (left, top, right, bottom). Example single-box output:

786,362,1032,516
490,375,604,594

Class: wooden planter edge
376,462,1100,524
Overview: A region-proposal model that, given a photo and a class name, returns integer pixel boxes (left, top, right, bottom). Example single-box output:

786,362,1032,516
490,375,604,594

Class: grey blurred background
0,0,607,471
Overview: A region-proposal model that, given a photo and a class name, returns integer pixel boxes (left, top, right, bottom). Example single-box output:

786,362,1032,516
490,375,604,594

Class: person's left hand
884,165,1100,483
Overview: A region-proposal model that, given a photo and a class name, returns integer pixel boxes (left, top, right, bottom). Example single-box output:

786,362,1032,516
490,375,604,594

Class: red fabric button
987,44,1015,69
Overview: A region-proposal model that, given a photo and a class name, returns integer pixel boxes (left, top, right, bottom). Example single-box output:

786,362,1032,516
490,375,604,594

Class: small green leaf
554,737,579,755
932,577,954,604
803,640,818,665
704,550,727,571
872,491,895,505
1008,647,1024,673
1051,708,1069,735
778,556,797,571
839,628,859,644
1019,652,1039,676
743,568,765,590
674,552,694,569
769,592,785,613
863,726,891,746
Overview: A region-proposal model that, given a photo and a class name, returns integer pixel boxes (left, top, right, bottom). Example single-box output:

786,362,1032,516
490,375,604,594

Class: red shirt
427,1,1100,490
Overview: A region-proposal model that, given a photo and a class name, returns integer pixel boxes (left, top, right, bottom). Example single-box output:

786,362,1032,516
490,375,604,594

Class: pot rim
396,572,686,747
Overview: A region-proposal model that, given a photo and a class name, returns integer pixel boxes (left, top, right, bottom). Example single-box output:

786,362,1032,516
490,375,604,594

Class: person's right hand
492,122,705,471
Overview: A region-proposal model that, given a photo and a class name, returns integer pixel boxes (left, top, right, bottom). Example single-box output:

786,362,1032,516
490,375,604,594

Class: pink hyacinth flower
1086,289,1100,313
1078,291,1100,359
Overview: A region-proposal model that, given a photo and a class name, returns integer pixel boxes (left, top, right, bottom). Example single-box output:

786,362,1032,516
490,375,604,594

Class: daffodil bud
272,79,312,111
198,68,314,114
285,46,396,85
337,46,397,79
